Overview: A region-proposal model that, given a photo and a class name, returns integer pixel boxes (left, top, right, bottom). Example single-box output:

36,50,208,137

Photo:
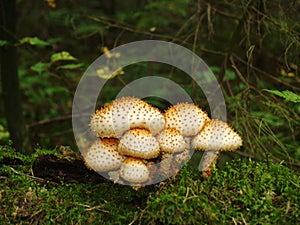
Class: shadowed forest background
0,0,299,224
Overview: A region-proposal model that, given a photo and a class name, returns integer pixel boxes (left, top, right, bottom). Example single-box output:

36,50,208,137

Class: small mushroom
118,128,160,159
84,138,125,172
156,128,187,153
120,157,150,183
191,119,242,177
164,103,210,136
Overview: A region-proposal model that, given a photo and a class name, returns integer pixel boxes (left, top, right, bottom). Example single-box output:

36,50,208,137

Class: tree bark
0,0,32,154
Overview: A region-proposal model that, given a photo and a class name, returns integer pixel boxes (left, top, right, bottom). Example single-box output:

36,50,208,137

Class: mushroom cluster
84,97,242,185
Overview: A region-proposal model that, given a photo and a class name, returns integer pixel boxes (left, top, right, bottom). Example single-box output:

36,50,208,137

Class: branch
28,113,90,129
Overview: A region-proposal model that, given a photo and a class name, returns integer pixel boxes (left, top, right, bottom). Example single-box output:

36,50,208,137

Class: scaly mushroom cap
118,128,160,159
120,157,150,183
90,103,115,138
90,97,165,138
84,138,125,172
156,128,187,153
164,103,210,136
191,119,243,151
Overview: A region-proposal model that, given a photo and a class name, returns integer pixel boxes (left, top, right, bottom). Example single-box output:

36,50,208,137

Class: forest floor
0,146,299,224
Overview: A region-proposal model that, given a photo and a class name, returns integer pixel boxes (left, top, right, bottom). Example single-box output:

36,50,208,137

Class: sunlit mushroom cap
191,119,243,151
118,128,160,159
156,128,187,153
164,103,210,136
84,138,125,172
90,103,115,138
124,98,165,136
120,157,150,183
90,97,165,138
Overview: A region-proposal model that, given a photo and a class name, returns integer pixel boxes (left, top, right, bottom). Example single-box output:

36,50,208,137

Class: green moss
142,159,300,224
0,146,299,224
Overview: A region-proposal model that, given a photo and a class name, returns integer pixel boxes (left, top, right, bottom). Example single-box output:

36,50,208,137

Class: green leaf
51,51,77,63
251,111,284,126
56,63,84,70
225,69,236,81
209,67,236,81
19,36,51,47
0,40,8,46
264,89,300,103
74,23,104,36
209,66,220,74
30,62,50,74
45,86,69,95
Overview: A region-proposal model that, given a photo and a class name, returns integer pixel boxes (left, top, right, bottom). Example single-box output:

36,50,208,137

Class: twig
241,214,249,225
232,217,238,225
29,209,44,220
251,6,300,37
28,113,90,129
232,53,300,91
9,167,58,185
200,0,241,19
71,202,109,213
88,15,188,45
286,177,300,189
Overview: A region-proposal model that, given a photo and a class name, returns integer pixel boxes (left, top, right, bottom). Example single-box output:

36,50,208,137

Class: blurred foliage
265,89,300,103
0,0,299,165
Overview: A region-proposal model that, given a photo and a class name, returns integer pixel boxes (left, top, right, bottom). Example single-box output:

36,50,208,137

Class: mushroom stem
159,153,173,177
198,150,220,177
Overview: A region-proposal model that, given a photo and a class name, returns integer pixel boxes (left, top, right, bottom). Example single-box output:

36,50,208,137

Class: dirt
32,154,107,185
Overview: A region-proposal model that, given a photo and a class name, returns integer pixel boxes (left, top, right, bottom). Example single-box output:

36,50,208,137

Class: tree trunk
0,0,32,154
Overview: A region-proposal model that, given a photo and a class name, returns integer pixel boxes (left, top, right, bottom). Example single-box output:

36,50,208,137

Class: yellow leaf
101,46,121,58
280,68,295,77
96,67,124,79
280,68,288,76
102,46,112,58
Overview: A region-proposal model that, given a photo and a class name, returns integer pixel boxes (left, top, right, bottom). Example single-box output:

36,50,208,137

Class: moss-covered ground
0,146,299,224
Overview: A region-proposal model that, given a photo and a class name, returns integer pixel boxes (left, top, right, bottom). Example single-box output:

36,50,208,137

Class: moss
0,146,299,224
142,159,300,224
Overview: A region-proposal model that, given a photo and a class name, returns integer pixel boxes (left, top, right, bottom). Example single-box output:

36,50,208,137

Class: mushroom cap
191,119,243,151
90,103,115,138
164,103,210,136
120,157,150,183
156,128,187,153
84,138,125,172
90,97,165,138
118,128,160,159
